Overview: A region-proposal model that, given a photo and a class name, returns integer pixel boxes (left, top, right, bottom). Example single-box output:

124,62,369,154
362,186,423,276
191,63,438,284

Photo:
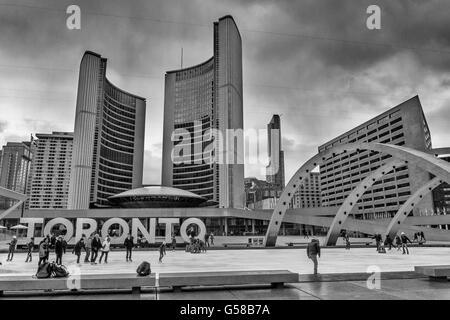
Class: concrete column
224,218,228,236
251,219,255,234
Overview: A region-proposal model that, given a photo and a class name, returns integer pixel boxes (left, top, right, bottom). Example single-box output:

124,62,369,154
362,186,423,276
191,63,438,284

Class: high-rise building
318,96,433,220
68,51,146,209
162,16,244,208
291,172,321,209
28,132,73,209
266,115,285,190
244,177,281,209
0,141,33,208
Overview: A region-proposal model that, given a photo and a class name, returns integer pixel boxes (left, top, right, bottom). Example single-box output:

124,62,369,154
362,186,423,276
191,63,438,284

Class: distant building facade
433,156,450,216
318,96,433,220
266,115,285,191
28,132,73,209
244,177,281,209
291,172,321,209
68,51,146,209
0,141,33,209
162,16,244,209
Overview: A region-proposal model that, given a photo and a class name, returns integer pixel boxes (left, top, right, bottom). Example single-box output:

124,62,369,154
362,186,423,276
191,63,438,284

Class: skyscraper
28,132,73,209
68,51,146,209
266,115,285,190
162,16,244,209
0,141,33,208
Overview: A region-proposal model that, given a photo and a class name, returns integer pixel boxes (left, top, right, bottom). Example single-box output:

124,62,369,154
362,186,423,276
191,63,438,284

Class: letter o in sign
101,218,129,244
43,218,74,242
180,218,206,243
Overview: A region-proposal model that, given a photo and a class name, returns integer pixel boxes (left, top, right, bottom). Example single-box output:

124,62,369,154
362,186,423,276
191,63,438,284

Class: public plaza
2,244,450,300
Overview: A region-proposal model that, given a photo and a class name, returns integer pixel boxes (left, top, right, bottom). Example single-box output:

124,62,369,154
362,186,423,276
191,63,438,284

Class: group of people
379,232,414,254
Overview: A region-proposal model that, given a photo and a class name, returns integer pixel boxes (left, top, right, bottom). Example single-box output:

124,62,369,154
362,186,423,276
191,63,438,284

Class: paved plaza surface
1,247,450,299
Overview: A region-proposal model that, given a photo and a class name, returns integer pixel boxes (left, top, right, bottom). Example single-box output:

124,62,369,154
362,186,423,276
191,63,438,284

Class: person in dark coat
55,236,64,265
6,236,18,262
400,232,412,255
385,235,393,250
72,238,86,264
50,233,56,249
306,238,321,275
420,231,426,242
90,233,102,264
395,235,402,250
25,237,35,263
124,233,134,262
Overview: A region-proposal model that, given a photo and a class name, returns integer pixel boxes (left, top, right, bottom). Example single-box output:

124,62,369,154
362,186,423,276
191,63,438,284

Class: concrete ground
1,247,450,299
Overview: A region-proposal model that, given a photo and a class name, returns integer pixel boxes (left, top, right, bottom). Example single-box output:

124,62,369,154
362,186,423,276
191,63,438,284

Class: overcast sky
0,0,449,185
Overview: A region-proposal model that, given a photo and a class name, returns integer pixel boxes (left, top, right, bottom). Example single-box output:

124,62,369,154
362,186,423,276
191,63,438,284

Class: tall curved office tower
68,51,146,209
162,16,244,208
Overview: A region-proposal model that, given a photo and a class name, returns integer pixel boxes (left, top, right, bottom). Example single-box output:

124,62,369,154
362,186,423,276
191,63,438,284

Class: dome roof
109,186,205,200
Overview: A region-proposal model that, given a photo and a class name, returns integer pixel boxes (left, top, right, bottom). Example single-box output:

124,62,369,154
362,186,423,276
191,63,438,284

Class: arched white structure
265,142,450,247
325,159,406,245
385,177,443,240
0,186,27,221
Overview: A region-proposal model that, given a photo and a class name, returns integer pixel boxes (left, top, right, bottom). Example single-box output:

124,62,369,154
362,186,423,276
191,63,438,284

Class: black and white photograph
0,0,450,310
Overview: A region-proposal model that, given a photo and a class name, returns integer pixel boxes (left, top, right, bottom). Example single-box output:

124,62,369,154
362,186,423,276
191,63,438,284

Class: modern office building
68,51,146,209
28,132,73,209
291,172,321,209
0,141,33,209
162,16,244,209
266,115,285,190
318,95,433,220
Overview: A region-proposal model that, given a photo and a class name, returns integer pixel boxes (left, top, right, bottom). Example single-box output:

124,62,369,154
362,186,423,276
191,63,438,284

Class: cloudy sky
0,0,449,184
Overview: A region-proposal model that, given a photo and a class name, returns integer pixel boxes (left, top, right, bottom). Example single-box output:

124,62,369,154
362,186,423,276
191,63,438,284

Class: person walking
307,238,321,275
209,232,214,246
73,237,86,264
171,234,176,251
55,236,64,265
84,234,92,263
6,235,18,262
38,238,50,266
90,233,102,264
25,237,35,263
50,233,56,250
413,232,418,243
400,232,412,255
124,233,134,262
99,236,111,264
159,241,166,263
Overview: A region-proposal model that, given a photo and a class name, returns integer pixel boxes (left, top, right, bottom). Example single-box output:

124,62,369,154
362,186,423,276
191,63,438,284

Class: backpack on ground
53,264,69,278
136,261,151,276
35,262,53,279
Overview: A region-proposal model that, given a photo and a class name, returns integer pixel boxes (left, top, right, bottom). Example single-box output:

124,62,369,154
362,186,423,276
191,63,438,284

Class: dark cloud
0,0,449,183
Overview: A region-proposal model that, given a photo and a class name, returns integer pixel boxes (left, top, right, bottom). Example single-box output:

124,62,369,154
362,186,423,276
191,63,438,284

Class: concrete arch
0,186,27,221
265,142,450,247
385,177,443,240
324,159,406,246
